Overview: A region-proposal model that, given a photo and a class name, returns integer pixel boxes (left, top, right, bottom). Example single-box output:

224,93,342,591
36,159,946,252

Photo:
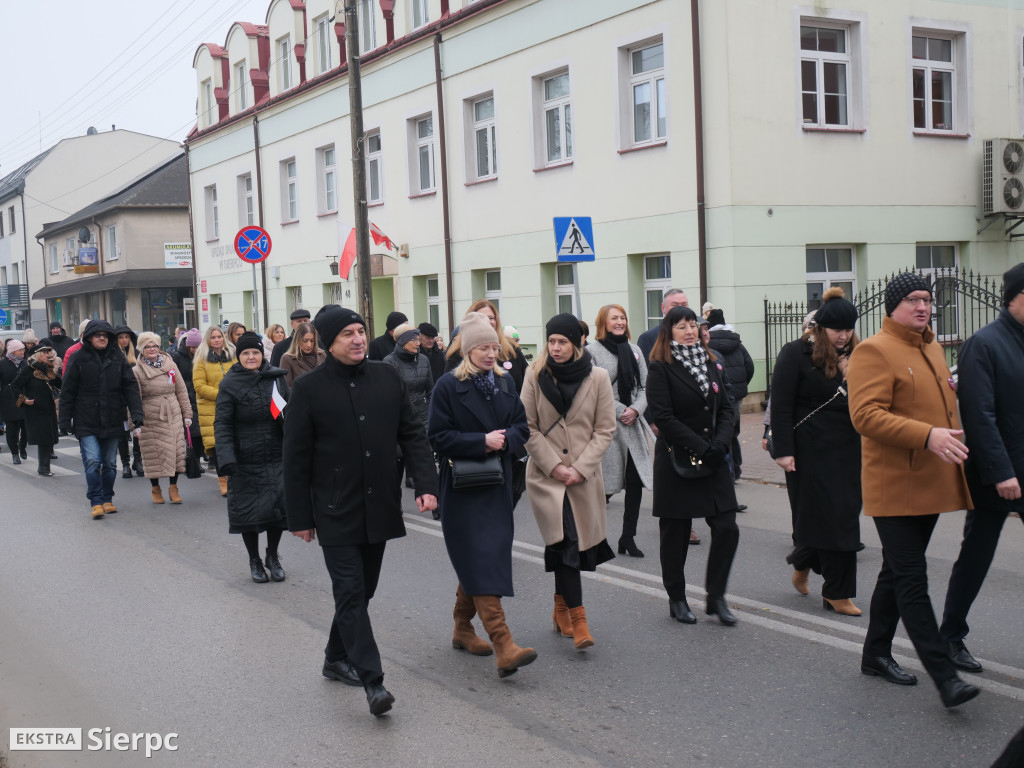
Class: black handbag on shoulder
667,389,717,480
448,455,504,489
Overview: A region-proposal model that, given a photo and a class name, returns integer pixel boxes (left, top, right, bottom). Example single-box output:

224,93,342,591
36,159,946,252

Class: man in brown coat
847,272,979,709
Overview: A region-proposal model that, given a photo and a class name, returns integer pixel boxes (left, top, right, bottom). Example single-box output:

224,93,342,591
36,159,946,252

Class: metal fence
763,266,1005,396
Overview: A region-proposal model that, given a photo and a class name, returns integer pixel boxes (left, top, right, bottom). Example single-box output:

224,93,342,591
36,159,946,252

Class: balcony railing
0,283,29,308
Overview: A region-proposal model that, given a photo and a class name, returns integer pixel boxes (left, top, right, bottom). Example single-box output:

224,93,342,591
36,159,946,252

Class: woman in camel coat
521,313,616,650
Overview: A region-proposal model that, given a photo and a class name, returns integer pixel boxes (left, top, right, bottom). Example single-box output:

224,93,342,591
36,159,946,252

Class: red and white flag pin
270,381,287,419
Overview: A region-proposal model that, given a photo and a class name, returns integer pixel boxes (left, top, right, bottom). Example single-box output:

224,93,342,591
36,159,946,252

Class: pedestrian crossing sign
553,217,595,262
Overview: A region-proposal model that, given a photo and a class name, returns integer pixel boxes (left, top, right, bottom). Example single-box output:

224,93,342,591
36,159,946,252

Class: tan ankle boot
168,484,183,504
552,594,573,637
568,605,594,649
451,585,493,656
792,568,810,596
151,486,165,504
473,595,537,678
218,476,228,496
823,597,862,616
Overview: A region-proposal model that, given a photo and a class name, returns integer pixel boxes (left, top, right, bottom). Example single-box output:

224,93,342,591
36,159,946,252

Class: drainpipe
433,32,455,331
253,116,269,328
19,193,33,330
691,0,708,304
184,144,200,330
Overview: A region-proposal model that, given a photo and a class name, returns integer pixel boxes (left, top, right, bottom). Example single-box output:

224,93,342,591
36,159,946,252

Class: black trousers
607,453,644,540
659,513,739,600
322,542,387,687
940,506,1022,643
118,430,142,468
5,420,27,455
730,406,743,476
864,515,956,686
36,438,55,473
789,545,857,599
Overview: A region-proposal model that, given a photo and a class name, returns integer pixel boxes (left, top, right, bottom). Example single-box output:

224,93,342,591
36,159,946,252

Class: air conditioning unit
62,250,75,267
983,138,1024,215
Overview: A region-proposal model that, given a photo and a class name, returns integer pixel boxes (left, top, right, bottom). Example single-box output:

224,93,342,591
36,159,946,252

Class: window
542,71,572,165
916,243,959,338
359,0,376,53
366,131,383,204
0,267,6,284
805,246,855,309
281,159,298,221
324,282,346,307
629,41,666,145
238,173,254,227
801,25,850,127
279,37,292,91
235,60,248,111
204,185,219,239
427,275,440,328
288,286,304,315
105,225,118,261
484,269,501,314
8,206,15,234
49,244,59,274
65,237,75,266
555,263,577,315
315,14,332,74
411,0,429,29
473,96,497,179
0,210,4,237
413,115,435,193
912,31,960,132
202,79,214,127
643,254,671,329
317,145,338,214
11,263,18,284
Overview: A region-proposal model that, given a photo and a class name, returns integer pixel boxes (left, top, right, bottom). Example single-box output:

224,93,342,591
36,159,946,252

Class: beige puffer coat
133,354,192,479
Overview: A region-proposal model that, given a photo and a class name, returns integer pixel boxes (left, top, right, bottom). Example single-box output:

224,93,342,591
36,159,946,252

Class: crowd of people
0,264,1021,731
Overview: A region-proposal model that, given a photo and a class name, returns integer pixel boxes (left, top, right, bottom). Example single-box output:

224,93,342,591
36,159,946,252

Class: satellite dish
78,226,91,243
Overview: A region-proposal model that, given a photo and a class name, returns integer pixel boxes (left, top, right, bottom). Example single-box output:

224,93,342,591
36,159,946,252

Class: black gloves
701,440,729,469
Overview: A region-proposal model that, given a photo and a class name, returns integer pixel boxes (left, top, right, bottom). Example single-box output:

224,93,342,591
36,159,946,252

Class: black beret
417,322,439,337
290,309,311,321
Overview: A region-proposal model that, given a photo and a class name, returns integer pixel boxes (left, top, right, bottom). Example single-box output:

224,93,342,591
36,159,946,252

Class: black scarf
538,349,593,417
207,349,230,364
470,370,499,399
598,333,640,406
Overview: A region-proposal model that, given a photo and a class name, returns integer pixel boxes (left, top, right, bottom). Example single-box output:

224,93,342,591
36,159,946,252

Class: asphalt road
1,440,1023,768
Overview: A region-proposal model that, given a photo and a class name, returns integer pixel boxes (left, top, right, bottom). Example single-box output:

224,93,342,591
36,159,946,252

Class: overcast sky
0,0,272,177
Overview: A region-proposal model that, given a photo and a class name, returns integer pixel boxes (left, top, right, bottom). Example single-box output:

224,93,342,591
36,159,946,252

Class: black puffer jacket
0,357,25,423
58,320,144,438
383,347,433,428
170,345,201,447
707,328,755,403
214,361,289,532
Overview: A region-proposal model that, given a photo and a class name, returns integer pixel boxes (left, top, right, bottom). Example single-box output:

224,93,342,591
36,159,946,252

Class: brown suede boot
168,484,183,504
151,486,165,504
568,605,594,649
473,595,537,678
218,476,228,496
451,584,493,656
792,568,810,596
823,597,862,616
552,594,573,637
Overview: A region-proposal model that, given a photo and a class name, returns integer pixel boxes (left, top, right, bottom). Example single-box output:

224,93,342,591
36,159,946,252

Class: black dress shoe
122,466,133,479
365,680,395,717
431,509,441,520
12,455,21,465
38,468,54,477
249,557,269,584
736,504,748,512
948,640,983,673
860,654,917,685
50,452,57,460
939,676,980,708
322,658,361,687
618,537,645,558
706,595,737,626
20,449,28,460
133,463,144,477
669,599,696,624
264,552,286,582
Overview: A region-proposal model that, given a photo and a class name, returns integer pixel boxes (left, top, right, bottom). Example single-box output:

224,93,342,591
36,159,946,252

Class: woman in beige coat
521,314,616,649
133,332,193,504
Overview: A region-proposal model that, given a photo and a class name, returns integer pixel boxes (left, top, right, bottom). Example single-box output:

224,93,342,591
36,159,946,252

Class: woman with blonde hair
194,324,236,496
445,300,528,394
262,324,286,359
280,322,325,387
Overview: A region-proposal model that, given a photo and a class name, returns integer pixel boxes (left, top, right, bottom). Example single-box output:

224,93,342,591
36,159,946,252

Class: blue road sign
234,226,273,264
553,217,595,261
0,308,7,326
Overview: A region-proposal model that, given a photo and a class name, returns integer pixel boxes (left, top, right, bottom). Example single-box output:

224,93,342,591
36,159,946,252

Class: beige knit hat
458,311,498,353
136,332,162,351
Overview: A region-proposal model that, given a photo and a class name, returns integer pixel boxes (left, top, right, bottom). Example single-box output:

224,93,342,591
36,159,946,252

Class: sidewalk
736,409,785,487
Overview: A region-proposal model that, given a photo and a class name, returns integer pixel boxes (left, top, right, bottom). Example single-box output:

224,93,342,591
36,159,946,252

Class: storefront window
142,288,189,341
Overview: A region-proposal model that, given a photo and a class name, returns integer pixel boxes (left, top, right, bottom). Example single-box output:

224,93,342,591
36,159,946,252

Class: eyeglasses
900,296,933,307
143,344,161,350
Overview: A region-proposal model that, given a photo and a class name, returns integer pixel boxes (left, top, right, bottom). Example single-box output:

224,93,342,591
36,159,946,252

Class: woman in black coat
11,345,61,476
214,333,289,584
114,325,143,478
1,340,28,462
646,306,740,626
428,311,534,678
770,288,862,616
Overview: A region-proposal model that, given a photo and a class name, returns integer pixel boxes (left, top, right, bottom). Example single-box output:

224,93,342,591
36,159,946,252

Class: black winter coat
283,356,438,546
423,344,446,385
270,334,293,367
367,332,396,361
708,329,755,403
383,347,433,428
958,309,1024,513
647,355,738,518
58,320,143,438
215,362,289,532
170,346,201,447
769,338,861,550
11,360,60,446
0,357,25,423
41,332,75,360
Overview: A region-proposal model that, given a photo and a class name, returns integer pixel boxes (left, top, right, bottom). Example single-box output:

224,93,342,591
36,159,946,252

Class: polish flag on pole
369,222,395,251
336,219,357,280
270,380,287,419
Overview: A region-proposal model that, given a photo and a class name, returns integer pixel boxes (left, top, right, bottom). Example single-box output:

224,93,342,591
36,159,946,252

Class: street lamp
328,255,339,276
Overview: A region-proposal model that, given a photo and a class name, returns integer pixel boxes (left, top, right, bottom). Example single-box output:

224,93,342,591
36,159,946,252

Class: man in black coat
41,321,75,360
367,310,407,361
418,322,446,384
269,308,311,366
939,263,1024,673
58,319,144,520
283,306,437,717
706,308,755,481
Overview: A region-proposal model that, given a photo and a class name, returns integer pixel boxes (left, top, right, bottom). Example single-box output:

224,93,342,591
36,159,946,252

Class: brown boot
568,605,594,650
823,597,862,616
552,594,573,637
151,486,165,504
168,484,183,504
451,585,493,656
218,476,228,496
792,568,810,596
473,595,537,678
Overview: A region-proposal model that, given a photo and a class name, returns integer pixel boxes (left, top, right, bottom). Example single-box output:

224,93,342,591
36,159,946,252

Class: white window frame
64,237,75,267
911,33,955,132
467,94,497,181
49,243,59,274
204,185,219,240
315,14,332,74
642,253,671,330
909,22,970,136
359,0,376,54
238,173,254,227
410,114,436,194
555,263,577,316
202,79,214,127
799,23,850,128
538,69,572,166
805,245,856,309
288,286,304,314
365,131,383,204
317,145,338,214
916,242,960,340
624,39,666,148
235,60,248,111
484,269,501,315
105,225,118,261
281,159,298,222
411,0,429,30
278,36,292,92
426,275,441,328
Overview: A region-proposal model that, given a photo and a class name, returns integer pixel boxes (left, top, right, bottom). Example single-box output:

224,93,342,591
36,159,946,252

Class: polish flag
369,222,395,251
337,219,357,280
270,380,287,419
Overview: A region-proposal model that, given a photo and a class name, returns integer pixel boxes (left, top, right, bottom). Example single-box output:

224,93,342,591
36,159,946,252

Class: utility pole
345,2,374,336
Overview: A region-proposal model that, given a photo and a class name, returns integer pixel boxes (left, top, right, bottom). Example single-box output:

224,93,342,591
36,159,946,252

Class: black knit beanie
545,313,583,349
314,307,366,347
884,272,932,316
234,331,265,357
1003,263,1024,307
814,294,859,330
386,311,408,331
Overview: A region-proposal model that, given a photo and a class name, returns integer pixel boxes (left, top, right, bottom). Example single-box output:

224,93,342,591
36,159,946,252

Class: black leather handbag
667,393,717,480
448,455,504,489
